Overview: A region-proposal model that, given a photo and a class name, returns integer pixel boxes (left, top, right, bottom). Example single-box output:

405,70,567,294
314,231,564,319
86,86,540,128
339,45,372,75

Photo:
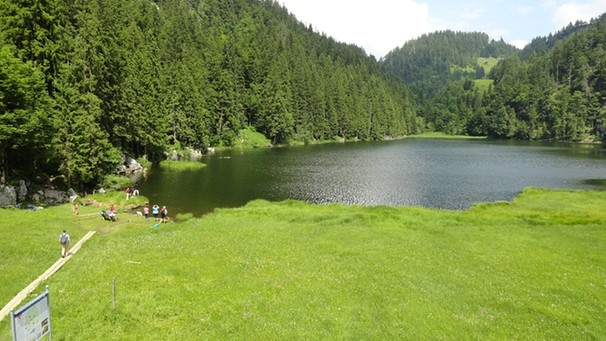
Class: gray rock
118,155,144,175
67,188,78,202
189,149,203,161
43,189,68,204
0,185,17,207
17,180,27,202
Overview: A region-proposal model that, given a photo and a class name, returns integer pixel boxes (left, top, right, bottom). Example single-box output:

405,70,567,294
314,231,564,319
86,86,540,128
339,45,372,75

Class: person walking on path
72,203,78,215
59,230,71,258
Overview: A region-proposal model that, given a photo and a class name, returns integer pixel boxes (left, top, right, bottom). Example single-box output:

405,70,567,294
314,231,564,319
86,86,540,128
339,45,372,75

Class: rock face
117,155,144,175
17,180,27,202
1,154,147,208
0,185,17,207
0,182,76,208
164,148,208,161
31,188,68,205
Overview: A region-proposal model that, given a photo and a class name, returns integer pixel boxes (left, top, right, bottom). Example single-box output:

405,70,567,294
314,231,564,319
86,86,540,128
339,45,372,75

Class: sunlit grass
158,160,206,171
474,78,494,93
410,132,486,139
477,56,500,75
1,188,605,339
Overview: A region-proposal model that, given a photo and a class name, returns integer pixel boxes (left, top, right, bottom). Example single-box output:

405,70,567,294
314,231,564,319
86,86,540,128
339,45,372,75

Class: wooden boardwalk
0,230,97,321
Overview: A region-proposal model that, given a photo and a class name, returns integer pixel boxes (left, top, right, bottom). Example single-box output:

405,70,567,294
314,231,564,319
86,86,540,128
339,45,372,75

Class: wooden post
112,277,116,310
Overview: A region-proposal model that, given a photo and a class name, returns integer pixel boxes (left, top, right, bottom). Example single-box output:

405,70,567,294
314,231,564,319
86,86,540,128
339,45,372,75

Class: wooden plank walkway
0,230,97,321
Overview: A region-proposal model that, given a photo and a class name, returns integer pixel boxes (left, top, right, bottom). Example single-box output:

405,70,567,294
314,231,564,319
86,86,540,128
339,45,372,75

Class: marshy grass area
1,187,605,339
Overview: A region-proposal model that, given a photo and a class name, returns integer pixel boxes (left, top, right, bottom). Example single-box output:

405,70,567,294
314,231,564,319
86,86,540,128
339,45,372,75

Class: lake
138,138,606,217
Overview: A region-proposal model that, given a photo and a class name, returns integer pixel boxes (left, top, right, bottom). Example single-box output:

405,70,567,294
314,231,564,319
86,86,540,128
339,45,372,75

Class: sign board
11,288,52,341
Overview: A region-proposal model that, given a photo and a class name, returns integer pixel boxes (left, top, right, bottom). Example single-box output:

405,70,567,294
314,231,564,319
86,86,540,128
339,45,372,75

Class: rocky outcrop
117,155,144,175
165,148,209,161
189,149,203,161
1,155,148,208
17,180,27,202
0,182,77,208
31,188,68,205
0,185,17,207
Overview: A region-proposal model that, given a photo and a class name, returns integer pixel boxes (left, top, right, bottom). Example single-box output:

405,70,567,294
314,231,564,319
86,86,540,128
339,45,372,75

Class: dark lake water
138,139,606,217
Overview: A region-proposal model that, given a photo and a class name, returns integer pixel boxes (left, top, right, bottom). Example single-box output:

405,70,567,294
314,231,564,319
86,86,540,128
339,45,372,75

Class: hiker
143,203,149,220
72,203,78,215
125,187,131,200
160,206,168,223
59,230,71,258
152,204,159,221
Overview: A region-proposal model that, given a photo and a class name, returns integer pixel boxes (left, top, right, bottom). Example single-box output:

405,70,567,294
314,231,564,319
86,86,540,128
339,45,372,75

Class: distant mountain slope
520,13,606,59
381,13,606,142
481,12,606,142
381,31,518,101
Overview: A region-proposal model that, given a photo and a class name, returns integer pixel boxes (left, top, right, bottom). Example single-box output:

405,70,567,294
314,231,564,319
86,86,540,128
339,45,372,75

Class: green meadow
477,57,500,75
1,187,605,340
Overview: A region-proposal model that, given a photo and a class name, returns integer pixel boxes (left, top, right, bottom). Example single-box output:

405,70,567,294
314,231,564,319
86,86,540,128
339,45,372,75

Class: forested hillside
0,0,418,190
519,20,592,60
477,13,606,141
382,16,606,141
382,31,518,101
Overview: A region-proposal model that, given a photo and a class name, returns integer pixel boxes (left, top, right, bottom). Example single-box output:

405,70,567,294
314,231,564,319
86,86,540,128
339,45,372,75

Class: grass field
1,187,605,340
477,57,500,75
474,78,494,93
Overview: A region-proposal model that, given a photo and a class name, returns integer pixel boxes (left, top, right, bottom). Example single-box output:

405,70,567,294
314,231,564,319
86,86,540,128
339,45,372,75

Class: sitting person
100,210,117,222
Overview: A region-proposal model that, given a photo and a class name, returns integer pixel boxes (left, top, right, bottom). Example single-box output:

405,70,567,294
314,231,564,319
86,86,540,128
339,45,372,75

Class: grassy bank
1,188,605,339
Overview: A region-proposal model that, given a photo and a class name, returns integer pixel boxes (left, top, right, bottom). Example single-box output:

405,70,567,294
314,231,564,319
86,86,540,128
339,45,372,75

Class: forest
0,0,418,190
383,17,606,140
1,0,605,192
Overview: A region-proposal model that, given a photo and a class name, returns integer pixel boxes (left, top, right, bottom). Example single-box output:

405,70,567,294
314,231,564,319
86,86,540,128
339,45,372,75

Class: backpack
60,233,69,245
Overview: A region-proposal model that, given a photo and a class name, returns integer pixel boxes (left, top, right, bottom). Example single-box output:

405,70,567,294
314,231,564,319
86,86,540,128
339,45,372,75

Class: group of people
143,203,169,223
100,203,117,221
61,188,171,259
125,187,140,200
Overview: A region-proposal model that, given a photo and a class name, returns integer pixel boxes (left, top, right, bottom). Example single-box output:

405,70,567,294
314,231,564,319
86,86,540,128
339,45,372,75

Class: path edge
0,230,96,321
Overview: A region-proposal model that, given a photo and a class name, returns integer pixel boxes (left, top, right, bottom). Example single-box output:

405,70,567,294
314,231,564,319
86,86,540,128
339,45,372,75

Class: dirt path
0,230,97,321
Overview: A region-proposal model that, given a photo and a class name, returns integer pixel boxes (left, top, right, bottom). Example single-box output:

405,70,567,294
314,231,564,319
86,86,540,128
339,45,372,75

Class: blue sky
279,0,606,58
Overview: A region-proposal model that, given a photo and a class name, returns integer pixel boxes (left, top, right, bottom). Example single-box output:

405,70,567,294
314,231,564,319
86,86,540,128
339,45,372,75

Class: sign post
11,286,52,341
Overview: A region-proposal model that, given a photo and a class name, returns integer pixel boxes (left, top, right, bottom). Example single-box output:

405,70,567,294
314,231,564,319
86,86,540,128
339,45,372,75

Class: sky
278,0,606,58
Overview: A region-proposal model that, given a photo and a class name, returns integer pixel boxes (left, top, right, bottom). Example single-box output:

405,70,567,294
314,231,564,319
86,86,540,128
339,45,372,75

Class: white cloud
280,0,606,59
509,39,528,49
281,0,433,58
552,1,606,28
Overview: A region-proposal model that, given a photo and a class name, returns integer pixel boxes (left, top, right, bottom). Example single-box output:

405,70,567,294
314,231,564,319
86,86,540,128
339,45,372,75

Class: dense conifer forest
0,0,417,190
382,30,519,100
383,15,606,139
1,0,605,191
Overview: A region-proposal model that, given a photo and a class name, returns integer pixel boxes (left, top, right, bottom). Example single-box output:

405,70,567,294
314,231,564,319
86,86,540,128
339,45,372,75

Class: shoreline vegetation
1,187,605,339
211,130,479,154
